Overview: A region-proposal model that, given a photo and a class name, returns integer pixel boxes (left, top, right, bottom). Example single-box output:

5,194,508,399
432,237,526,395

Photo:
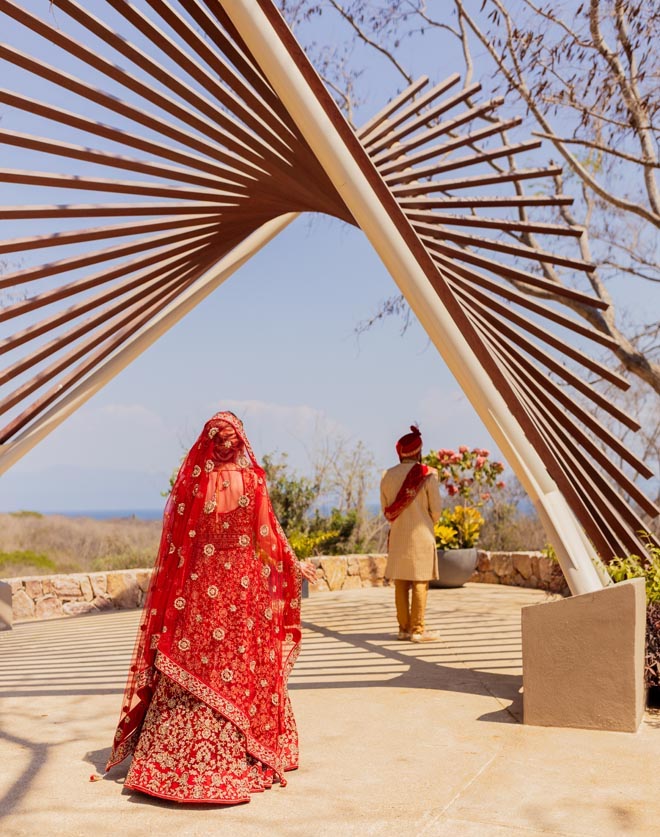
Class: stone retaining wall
4,550,566,624
473,550,569,596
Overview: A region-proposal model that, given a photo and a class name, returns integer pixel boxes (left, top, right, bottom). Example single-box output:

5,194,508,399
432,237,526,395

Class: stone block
522,578,646,732
490,553,513,577
42,579,56,596
513,553,533,579
347,556,360,576
308,579,330,594
89,573,107,597
92,594,114,611
35,594,64,620
537,558,554,583
52,576,83,600
12,588,36,621
136,570,153,592
476,551,491,573
8,579,23,594
79,576,94,602
24,579,43,599
319,557,347,591
482,571,499,585
342,575,362,590
106,571,140,609
63,600,99,616
358,555,387,585
0,581,13,629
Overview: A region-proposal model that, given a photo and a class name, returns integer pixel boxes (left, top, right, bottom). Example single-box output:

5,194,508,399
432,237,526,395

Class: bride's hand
299,560,317,583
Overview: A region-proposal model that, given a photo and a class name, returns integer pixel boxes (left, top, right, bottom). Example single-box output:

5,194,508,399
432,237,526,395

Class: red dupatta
384,463,432,521
106,412,301,781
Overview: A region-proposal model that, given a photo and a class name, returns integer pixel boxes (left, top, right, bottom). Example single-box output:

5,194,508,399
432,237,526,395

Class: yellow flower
434,505,484,549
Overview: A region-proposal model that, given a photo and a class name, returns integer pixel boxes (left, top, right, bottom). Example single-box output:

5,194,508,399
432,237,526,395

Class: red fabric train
106,412,302,803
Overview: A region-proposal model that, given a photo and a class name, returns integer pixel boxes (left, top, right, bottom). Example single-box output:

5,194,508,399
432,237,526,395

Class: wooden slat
404,209,583,238
417,226,595,274
0,170,242,202
426,240,606,309
399,195,574,209
455,284,640,430
52,0,296,160
365,82,483,155
475,313,650,475
0,244,215,350
0,203,226,220
0,130,252,192
500,356,656,551
0,3,281,174
447,277,627,387
384,140,542,186
0,90,252,182
0,257,213,385
0,262,214,443
0,269,195,415
369,98,505,165
0,224,223,288
472,317,651,555
482,331,657,511
0,45,267,178
0,214,224,257
429,252,617,350
392,166,564,197
376,118,523,175
152,0,294,134
356,77,429,140
361,74,462,146
0,234,226,324
180,0,286,120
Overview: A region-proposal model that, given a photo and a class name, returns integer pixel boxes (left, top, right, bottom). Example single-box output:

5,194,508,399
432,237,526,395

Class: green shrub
607,541,660,603
0,549,55,574
91,548,156,572
288,530,340,559
647,603,660,688
9,510,44,519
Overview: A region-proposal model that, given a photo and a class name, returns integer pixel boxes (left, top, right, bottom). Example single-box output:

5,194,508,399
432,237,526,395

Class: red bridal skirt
123,674,299,804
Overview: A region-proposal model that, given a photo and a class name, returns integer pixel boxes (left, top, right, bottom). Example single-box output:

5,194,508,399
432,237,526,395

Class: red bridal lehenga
106,412,302,804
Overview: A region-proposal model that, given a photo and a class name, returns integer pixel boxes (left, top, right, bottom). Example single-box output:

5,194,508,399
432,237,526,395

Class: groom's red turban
396,425,422,459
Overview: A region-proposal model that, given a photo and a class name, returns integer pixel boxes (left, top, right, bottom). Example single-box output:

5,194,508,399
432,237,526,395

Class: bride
106,411,317,803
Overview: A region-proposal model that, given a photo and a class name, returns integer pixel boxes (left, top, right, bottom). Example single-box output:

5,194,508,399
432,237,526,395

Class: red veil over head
107,412,302,779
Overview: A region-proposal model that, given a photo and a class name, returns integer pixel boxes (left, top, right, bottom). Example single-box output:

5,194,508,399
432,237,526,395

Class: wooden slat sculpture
0,0,657,595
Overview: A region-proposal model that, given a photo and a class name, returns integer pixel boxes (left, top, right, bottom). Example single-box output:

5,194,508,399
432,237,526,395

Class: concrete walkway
0,584,658,836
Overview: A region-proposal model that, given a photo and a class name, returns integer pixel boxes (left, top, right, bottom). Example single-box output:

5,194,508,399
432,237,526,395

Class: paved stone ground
1,584,658,836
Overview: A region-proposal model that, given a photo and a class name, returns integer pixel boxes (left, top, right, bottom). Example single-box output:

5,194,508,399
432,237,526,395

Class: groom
380,426,442,643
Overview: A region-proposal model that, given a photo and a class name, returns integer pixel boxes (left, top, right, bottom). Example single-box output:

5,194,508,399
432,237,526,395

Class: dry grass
0,511,161,577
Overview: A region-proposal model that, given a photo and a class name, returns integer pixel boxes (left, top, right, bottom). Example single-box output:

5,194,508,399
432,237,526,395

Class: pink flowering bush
423,447,506,549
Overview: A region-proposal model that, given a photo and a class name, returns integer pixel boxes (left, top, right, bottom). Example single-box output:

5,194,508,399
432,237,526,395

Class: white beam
224,1,605,594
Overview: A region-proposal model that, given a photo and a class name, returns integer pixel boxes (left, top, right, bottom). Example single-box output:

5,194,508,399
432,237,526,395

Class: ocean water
39,508,164,521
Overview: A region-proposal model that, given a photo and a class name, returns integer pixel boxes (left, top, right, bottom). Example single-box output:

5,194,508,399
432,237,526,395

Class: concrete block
0,580,12,630
522,578,645,732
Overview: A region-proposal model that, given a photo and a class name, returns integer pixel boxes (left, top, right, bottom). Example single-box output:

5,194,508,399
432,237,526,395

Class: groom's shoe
410,630,440,643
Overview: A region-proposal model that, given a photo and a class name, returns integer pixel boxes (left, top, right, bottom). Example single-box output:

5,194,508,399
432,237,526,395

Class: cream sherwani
381,462,443,581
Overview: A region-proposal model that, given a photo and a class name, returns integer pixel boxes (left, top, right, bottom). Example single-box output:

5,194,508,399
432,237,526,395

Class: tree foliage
278,0,660,397
262,439,386,556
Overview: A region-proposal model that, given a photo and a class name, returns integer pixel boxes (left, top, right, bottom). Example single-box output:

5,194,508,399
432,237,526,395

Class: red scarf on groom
383,463,432,522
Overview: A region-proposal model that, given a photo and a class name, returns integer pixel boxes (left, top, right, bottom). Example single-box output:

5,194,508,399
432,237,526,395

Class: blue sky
0,1,656,513
0,211,493,511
